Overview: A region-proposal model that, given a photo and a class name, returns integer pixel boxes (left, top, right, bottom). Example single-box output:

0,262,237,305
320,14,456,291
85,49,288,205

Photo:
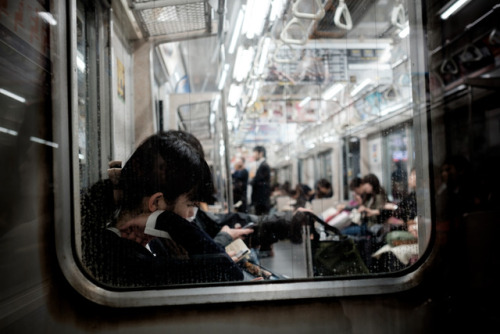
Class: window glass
75,0,430,291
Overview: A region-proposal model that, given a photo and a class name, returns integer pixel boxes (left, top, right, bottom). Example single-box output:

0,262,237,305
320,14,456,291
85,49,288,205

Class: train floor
259,240,309,279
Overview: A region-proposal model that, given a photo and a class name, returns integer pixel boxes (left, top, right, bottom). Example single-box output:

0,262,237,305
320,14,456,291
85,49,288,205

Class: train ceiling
124,0,410,148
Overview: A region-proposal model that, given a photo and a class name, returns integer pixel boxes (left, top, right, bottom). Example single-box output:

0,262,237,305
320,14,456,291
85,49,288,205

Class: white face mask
186,206,198,222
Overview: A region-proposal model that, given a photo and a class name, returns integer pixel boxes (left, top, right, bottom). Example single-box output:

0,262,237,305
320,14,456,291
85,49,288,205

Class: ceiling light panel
130,0,209,38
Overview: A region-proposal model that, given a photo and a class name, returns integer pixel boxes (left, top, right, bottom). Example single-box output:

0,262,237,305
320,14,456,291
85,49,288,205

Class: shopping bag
303,212,369,277
328,210,351,229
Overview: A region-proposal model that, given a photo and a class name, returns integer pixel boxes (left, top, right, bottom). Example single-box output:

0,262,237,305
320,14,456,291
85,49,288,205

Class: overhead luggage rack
128,0,212,39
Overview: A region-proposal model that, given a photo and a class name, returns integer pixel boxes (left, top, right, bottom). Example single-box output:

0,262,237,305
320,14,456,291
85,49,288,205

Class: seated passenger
292,183,315,209
83,131,244,287
336,177,363,212
371,168,419,270
313,178,333,199
342,173,388,236
82,131,305,285
388,168,417,232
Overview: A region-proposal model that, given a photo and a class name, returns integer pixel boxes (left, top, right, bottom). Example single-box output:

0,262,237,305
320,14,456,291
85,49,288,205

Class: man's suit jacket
250,160,271,206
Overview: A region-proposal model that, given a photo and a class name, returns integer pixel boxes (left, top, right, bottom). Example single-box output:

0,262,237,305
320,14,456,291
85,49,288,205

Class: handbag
304,212,369,277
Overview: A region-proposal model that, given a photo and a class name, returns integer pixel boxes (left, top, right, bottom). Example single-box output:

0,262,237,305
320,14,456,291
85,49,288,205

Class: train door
342,136,361,200
382,122,413,203
317,149,332,181
75,0,114,190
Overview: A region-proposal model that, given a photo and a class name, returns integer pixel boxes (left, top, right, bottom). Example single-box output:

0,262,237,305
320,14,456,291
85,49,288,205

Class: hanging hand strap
280,17,310,45
334,0,353,30
292,0,325,20
391,3,406,30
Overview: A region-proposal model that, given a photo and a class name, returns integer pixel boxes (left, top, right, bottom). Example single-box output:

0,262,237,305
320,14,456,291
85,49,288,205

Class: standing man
250,146,271,215
232,157,249,213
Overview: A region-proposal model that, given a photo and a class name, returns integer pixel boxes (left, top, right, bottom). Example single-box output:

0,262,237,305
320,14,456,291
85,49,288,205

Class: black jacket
81,180,243,288
250,160,271,206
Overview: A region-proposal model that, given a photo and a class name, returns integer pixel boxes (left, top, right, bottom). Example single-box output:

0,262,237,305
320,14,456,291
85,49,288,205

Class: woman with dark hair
314,178,333,199
341,173,388,236
359,173,388,223
83,131,244,287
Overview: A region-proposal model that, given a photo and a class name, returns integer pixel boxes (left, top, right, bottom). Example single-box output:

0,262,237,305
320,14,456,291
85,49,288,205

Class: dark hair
316,178,331,189
315,178,333,198
118,131,214,211
361,173,387,200
349,177,362,190
253,146,266,157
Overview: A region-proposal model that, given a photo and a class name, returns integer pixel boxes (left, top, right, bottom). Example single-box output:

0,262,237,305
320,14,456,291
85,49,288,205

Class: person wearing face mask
83,131,245,287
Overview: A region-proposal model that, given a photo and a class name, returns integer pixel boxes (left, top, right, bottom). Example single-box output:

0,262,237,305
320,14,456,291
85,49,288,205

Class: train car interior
1,0,499,333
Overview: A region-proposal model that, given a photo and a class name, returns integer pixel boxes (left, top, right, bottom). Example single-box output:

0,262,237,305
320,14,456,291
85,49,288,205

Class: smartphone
235,249,249,262
242,222,255,229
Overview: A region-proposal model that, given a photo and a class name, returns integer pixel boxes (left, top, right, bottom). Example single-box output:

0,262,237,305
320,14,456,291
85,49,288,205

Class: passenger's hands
358,206,379,217
226,250,238,262
221,225,254,240
407,219,418,238
117,213,154,246
384,203,398,210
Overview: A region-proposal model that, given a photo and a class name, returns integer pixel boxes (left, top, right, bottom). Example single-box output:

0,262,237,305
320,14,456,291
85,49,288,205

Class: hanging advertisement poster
259,100,320,123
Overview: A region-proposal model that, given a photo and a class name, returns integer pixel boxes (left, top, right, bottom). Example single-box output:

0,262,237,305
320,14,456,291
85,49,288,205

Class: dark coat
250,160,271,211
81,180,243,287
232,168,249,212
90,211,244,287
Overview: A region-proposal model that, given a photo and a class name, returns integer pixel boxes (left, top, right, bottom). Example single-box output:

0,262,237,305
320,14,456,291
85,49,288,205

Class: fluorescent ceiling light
440,0,471,20
241,0,270,39
30,136,59,148
248,81,261,105
379,46,392,63
321,83,344,100
0,88,26,103
257,37,271,75
269,0,285,22
228,84,243,106
298,96,311,107
38,12,57,25
229,9,245,54
218,64,230,90
233,46,255,82
227,106,237,123
350,79,372,97
211,95,221,112
398,24,409,38
0,126,18,136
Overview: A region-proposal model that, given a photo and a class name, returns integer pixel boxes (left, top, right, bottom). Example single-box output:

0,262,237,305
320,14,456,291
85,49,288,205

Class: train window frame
53,0,435,307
